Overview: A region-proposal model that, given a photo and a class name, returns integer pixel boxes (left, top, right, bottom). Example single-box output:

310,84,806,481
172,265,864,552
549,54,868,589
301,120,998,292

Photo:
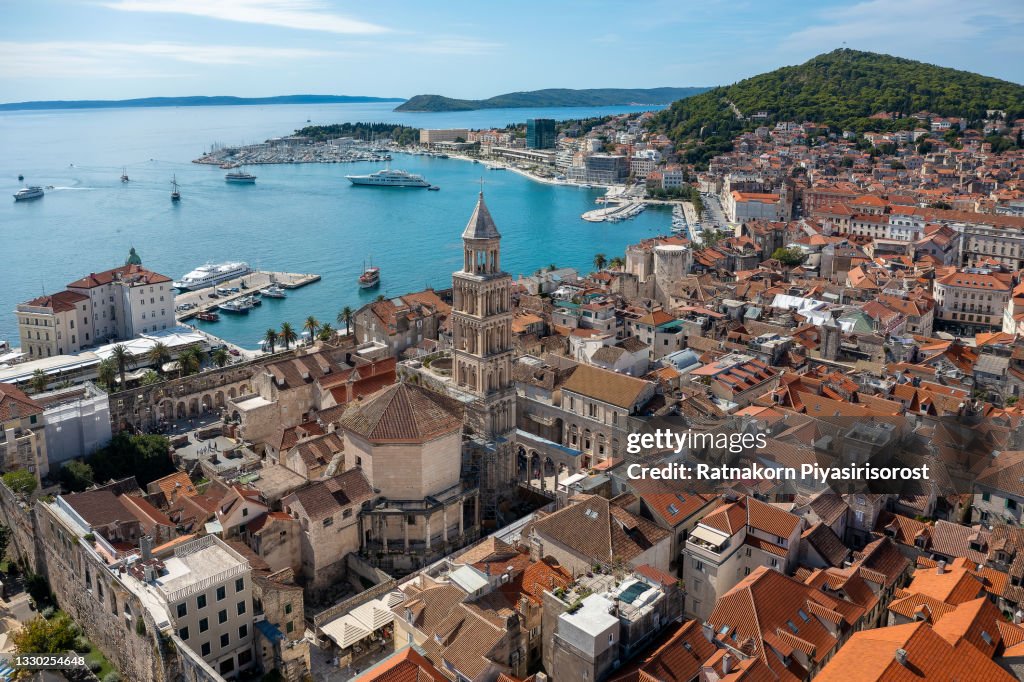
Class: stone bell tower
451,192,515,439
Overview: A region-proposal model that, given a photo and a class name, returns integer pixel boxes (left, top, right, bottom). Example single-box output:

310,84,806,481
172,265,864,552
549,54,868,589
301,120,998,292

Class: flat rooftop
152,535,249,601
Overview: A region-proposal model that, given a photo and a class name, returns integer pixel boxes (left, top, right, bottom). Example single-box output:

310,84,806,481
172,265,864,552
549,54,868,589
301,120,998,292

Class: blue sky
1,0,1021,102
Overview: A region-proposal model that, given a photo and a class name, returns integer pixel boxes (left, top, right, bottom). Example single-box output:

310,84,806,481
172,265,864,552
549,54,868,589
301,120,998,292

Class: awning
322,615,371,648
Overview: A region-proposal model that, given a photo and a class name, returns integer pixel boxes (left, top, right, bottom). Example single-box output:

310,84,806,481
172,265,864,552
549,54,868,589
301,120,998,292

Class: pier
581,201,646,223
175,271,321,322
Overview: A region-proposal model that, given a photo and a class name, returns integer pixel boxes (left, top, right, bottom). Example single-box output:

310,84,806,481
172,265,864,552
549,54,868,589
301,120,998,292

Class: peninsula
394,86,709,112
0,94,406,112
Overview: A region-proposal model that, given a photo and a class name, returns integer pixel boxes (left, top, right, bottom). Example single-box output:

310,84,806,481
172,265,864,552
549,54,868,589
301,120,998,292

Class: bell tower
452,192,515,439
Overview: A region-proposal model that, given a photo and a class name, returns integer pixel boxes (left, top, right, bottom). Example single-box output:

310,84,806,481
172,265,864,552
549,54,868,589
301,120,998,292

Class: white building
39,382,111,468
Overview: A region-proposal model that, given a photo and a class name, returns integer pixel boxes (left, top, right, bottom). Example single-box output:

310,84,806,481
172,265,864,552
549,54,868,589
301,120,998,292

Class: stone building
0,382,50,481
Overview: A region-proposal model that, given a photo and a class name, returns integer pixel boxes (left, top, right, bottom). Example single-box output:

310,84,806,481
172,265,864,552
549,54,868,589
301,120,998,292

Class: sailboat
358,258,380,289
170,176,181,202
120,167,129,183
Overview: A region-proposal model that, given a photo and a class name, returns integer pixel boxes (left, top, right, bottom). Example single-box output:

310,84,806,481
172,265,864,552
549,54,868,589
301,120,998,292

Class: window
286,621,294,633
199,618,209,633
197,594,207,609
1008,498,1018,511
285,603,292,615
237,601,246,616
179,627,189,641
982,492,991,502
218,609,227,624
235,577,245,592
238,650,252,667
323,516,334,527
220,633,229,647
176,603,187,618
343,508,353,519
239,624,248,639
219,658,234,675
201,642,211,656
216,586,226,601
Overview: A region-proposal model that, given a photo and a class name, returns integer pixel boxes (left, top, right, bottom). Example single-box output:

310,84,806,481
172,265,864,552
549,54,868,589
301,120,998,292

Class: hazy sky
2,0,1022,102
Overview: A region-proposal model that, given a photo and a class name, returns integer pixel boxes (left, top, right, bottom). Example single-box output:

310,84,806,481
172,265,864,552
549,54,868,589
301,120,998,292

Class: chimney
722,652,733,675
140,535,153,561
1015,610,1023,625
894,648,909,667
936,560,946,575
702,666,721,682
702,622,715,642
534,675,547,682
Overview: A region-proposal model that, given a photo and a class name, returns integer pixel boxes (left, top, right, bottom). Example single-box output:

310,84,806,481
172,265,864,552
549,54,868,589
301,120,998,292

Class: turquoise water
0,102,671,349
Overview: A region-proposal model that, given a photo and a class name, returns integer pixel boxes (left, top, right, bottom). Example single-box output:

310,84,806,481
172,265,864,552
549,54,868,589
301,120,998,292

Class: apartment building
0,383,49,480
933,269,1012,332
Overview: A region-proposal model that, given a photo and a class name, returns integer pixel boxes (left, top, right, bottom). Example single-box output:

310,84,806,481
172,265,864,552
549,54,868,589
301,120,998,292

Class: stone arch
544,457,555,478
239,383,251,394
530,451,541,486
188,397,199,416
176,401,187,420
201,393,213,412
158,398,174,421
231,410,241,423
517,448,528,481
228,387,237,399
214,390,225,408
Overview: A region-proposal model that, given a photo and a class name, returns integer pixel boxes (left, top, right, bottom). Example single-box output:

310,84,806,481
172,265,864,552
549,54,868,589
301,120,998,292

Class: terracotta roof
608,620,716,682
67,263,171,289
802,523,850,567
527,494,670,566
147,471,197,502
284,468,373,522
338,382,463,443
22,290,89,313
353,645,447,682
0,383,43,420
561,364,653,410
815,621,1015,682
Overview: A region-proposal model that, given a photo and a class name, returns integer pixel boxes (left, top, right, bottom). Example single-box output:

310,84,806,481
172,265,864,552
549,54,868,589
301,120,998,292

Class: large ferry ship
346,168,430,188
225,171,257,184
173,262,251,291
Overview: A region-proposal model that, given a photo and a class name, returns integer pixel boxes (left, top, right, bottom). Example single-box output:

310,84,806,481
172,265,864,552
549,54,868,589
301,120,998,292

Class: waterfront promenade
175,271,321,321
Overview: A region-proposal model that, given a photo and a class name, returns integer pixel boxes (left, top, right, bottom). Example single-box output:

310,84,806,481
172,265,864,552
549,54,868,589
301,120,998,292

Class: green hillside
394,87,708,112
652,49,1024,165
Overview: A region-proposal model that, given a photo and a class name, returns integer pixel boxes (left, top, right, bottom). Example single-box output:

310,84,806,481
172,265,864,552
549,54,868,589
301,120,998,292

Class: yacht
225,171,257,184
218,298,253,314
358,263,381,289
13,186,44,201
173,262,251,291
121,167,129,183
262,284,287,298
171,175,181,202
346,168,430,188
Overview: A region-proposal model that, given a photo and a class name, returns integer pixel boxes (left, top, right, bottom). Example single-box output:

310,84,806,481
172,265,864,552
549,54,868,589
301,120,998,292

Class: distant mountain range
394,87,710,112
0,94,406,112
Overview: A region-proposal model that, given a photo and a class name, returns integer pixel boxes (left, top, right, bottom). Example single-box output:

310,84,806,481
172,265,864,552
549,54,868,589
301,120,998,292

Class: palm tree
110,344,133,389
375,294,386,302
178,344,205,376
29,369,48,394
317,322,335,342
593,253,607,271
97,358,117,390
336,306,354,336
548,263,557,271
147,341,171,375
609,256,625,270
263,328,278,354
280,322,297,350
212,348,229,368
303,316,320,344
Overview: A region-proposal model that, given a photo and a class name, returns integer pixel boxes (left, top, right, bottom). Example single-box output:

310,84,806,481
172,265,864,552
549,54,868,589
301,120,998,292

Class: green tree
771,247,807,267
279,322,297,350
0,523,10,564
87,433,174,488
2,469,36,496
59,460,94,493
375,294,386,302
109,344,134,389
177,345,205,376
212,348,229,368
337,306,354,336
29,369,48,394
140,370,161,386
317,322,335,342
13,613,77,655
146,342,171,375
263,328,278,353
593,253,607,271
303,316,320,344
96,358,117,391
609,256,625,269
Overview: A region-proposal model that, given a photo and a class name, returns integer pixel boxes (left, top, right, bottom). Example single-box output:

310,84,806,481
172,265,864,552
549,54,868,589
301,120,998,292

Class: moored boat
197,311,220,322
218,298,253,314
262,284,287,298
173,262,251,291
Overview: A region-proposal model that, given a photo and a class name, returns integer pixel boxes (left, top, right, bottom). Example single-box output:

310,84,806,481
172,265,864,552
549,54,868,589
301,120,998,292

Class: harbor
194,139,392,166
175,270,321,323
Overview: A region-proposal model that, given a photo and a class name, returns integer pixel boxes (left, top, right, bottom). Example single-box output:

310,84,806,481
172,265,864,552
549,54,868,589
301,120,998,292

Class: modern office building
526,118,556,149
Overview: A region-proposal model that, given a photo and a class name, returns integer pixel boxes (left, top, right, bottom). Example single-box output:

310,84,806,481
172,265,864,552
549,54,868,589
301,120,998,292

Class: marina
582,200,646,222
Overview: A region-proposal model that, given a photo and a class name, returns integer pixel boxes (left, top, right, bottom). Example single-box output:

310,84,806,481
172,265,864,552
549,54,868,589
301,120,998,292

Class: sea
0,102,672,349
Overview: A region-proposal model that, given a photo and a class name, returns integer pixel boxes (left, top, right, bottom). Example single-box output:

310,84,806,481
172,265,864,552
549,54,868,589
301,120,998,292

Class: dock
582,201,646,223
175,271,320,322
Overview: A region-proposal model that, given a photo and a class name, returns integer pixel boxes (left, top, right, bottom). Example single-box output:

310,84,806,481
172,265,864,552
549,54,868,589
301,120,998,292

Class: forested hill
394,87,709,112
651,49,1024,145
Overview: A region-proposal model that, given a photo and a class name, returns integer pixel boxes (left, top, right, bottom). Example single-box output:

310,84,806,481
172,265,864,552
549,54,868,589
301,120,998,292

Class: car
229,348,240,356
208,292,219,299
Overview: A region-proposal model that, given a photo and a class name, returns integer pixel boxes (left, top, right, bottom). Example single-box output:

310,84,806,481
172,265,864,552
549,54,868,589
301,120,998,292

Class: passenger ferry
173,262,251,291
225,171,257,184
13,186,44,201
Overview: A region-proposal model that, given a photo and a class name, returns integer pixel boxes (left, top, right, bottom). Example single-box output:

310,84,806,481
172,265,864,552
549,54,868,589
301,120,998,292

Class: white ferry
173,262,251,291
346,168,430,188
225,171,257,184
13,186,44,201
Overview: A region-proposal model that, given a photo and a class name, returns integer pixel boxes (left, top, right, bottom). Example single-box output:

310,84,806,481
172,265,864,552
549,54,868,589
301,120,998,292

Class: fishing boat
358,261,380,289
197,311,220,322
428,186,440,191
171,175,181,202
218,298,253,314
17,174,23,181
121,167,129,183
